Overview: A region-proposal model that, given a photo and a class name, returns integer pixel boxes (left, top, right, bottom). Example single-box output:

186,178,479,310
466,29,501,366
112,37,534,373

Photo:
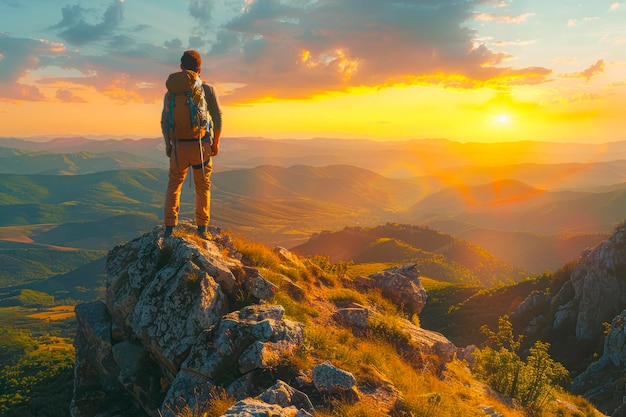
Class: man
161,50,222,239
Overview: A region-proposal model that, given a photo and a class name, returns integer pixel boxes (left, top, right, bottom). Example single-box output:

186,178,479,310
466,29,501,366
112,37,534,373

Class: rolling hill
0,147,159,175
292,223,530,287
0,165,620,273
425,222,609,273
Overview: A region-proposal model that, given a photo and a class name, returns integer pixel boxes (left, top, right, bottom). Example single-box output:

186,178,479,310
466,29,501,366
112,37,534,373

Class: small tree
472,316,569,411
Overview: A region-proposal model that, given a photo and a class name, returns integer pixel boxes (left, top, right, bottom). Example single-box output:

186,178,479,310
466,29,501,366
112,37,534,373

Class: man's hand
210,130,221,156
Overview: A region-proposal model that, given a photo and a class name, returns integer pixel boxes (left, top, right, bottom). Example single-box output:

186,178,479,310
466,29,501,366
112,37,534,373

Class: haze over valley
1,136,624,278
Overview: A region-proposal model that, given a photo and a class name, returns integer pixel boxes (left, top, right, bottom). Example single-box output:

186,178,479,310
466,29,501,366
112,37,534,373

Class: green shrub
472,315,569,411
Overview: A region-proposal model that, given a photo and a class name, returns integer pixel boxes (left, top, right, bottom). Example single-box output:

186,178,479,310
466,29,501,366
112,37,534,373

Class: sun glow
494,114,510,124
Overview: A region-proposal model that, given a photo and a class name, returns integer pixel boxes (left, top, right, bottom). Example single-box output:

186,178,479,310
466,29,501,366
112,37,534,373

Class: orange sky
1,1,625,143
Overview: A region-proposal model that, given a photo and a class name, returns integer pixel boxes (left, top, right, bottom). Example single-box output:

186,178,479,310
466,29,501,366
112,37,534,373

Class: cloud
56,88,87,103
580,59,605,81
1,0,554,105
205,0,550,103
39,43,182,103
51,0,124,46
493,39,537,47
562,59,605,81
474,12,535,23
188,0,213,22
567,16,600,27
0,33,65,101
187,0,217,43
610,3,620,10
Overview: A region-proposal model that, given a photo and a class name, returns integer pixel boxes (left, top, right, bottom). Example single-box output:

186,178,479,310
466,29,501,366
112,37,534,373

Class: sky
0,0,624,143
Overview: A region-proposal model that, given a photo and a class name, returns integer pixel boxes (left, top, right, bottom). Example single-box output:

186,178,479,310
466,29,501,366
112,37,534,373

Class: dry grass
326,287,369,306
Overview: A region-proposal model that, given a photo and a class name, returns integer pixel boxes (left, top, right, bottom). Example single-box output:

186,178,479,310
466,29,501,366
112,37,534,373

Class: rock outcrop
71,224,310,417
525,224,626,415
550,227,626,340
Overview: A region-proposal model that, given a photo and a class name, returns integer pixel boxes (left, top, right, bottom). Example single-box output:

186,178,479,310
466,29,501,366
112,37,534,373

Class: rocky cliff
507,222,626,414
511,223,626,342
551,224,626,340
70,223,460,417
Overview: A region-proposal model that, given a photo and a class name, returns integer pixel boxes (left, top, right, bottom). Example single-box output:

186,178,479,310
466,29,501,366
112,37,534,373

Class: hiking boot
197,226,210,240
164,226,174,238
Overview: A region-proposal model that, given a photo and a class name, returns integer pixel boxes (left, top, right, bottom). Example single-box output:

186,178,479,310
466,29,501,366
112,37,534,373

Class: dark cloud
56,88,87,103
52,1,124,46
189,35,206,49
188,0,215,43
188,0,213,22
164,38,184,50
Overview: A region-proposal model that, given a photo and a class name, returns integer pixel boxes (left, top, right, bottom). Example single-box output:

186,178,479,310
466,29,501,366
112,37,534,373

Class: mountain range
3,136,626,188
1,137,623,276
0,135,624,280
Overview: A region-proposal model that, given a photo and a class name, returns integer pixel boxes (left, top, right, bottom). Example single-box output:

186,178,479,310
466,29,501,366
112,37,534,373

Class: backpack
165,70,209,141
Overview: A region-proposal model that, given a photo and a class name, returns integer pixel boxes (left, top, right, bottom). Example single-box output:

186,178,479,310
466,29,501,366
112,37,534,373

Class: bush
472,315,569,411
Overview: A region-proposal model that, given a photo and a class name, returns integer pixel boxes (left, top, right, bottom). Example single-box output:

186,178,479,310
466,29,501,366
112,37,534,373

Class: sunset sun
494,114,510,125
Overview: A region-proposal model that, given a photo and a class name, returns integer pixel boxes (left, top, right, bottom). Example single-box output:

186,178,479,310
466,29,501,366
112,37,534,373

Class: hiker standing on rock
161,50,222,239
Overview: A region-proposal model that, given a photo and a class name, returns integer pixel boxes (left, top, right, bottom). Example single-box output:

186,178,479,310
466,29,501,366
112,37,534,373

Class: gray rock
112,341,164,411
258,380,314,413
312,361,356,394
332,307,371,329
510,290,551,321
222,398,303,417
243,266,279,300
274,246,300,264
73,302,119,392
366,264,427,315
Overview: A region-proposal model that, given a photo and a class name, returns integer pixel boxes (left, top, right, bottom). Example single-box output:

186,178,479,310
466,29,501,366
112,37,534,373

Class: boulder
312,361,356,394
363,264,427,315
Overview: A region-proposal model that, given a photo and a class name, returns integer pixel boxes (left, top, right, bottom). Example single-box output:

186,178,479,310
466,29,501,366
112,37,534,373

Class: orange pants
164,141,212,227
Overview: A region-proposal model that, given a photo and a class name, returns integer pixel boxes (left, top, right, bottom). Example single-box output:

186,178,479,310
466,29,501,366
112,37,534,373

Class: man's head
180,50,202,73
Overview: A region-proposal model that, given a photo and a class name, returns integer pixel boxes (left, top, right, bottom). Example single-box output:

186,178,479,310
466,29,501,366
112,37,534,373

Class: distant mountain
0,147,160,174
404,181,626,235
425,220,609,273
0,169,166,224
407,179,550,213
0,245,104,288
0,256,106,306
292,223,529,287
33,213,159,250
4,136,626,189
0,137,165,164
212,164,430,209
